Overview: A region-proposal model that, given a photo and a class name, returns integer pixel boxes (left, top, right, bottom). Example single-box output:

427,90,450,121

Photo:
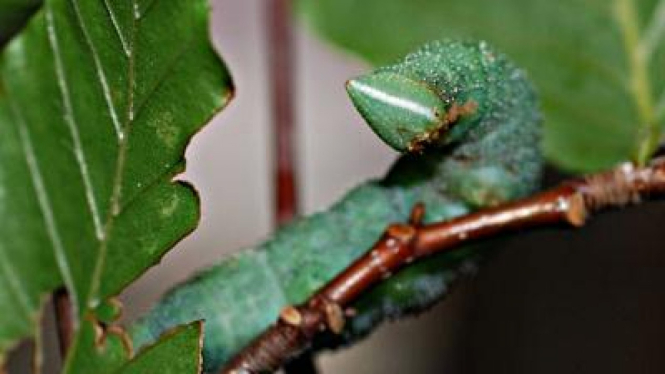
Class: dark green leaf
298,0,665,171
63,318,131,374
65,319,202,374
115,322,203,374
0,0,233,367
0,0,41,45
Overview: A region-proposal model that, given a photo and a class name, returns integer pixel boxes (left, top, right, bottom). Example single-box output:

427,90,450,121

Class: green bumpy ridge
131,40,542,373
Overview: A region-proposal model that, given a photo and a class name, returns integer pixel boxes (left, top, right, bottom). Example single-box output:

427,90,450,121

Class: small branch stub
279,306,302,327
323,300,345,334
563,192,587,227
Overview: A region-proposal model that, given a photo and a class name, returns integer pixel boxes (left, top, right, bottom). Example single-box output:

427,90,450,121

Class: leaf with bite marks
0,0,233,368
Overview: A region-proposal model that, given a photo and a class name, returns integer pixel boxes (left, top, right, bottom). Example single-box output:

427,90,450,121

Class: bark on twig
221,158,665,374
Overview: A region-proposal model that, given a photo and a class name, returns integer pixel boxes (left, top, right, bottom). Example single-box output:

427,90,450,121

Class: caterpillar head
346,72,476,153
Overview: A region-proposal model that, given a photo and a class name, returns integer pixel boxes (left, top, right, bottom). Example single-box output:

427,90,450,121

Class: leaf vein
0,247,34,318
46,6,105,241
70,0,124,141
640,0,665,59
102,0,131,57
87,0,140,306
132,35,198,122
115,162,183,217
657,90,665,121
137,0,159,20
614,0,660,162
8,94,78,317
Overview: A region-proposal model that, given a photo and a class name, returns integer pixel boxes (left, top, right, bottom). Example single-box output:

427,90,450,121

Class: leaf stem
220,157,665,374
615,0,660,164
640,0,665,60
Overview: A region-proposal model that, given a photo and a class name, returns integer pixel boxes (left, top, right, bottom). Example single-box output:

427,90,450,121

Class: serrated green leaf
116,322,202,374
0,0,233,366
64,320,202,374
298,0,665,171
63,318,131,374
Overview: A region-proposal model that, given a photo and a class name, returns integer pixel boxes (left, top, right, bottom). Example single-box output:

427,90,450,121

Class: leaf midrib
42,0,144,312
614,0,663,163
73,0,183,309
87,0,138,310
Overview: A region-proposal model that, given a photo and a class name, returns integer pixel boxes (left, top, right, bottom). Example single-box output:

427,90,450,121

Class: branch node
566,193,588,227
582,162,642,210
324,302,345,334
409,202,426,226
279,306,302,327
386,223,417,243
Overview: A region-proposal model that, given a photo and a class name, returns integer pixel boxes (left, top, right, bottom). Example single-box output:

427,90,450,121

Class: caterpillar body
132,40,542,373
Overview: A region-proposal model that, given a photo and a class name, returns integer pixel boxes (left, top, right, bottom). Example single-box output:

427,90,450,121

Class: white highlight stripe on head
349,80,438,122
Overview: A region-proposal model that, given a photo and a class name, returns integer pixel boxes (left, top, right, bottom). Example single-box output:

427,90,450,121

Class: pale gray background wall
121,0,466,372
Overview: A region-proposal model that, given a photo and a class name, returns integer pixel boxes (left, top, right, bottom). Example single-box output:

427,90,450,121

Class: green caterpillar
131,40,542,373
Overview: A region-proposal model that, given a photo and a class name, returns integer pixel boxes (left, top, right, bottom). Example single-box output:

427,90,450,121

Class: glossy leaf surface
0,0,232,367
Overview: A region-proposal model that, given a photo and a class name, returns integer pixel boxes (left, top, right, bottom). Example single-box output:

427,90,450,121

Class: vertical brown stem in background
268,0,299,227
53,288,73,357
266,0,317,373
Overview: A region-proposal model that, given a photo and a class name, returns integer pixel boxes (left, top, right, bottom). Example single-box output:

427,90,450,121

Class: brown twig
220,158,665,374
53,288,74,357
267,0,299,227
